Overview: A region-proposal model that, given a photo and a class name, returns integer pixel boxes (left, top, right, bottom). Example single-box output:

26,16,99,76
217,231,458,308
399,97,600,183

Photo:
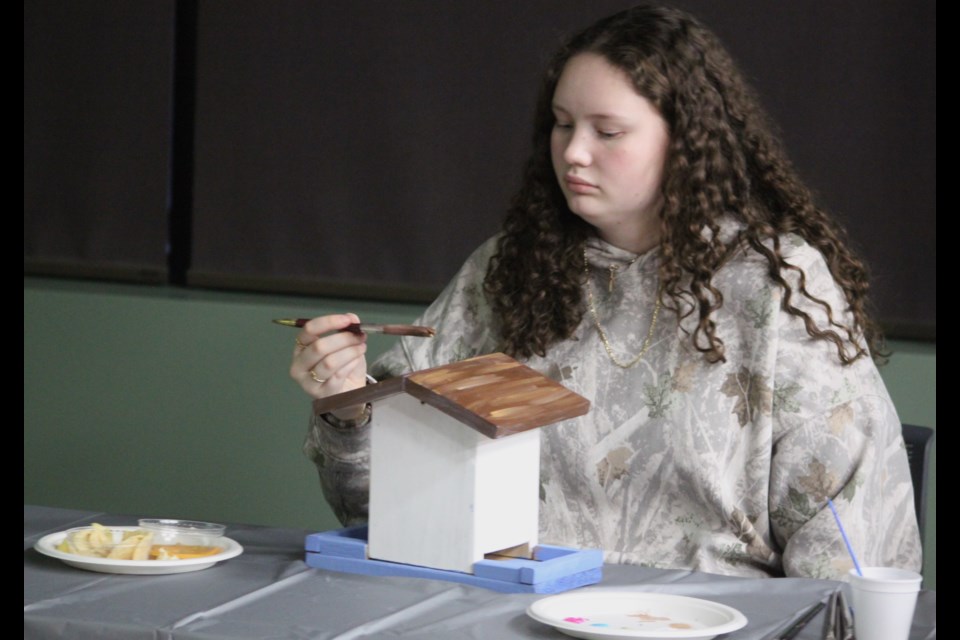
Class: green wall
23,276,935,587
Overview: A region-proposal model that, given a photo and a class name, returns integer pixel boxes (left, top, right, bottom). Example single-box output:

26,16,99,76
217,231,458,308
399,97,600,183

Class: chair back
901,424,934,540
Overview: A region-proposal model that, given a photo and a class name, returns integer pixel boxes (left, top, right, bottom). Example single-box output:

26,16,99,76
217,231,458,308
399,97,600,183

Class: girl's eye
554,122,573,130
598,130,622,140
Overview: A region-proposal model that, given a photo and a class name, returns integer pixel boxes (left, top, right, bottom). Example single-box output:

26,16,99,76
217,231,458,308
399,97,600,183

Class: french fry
133,533,153,560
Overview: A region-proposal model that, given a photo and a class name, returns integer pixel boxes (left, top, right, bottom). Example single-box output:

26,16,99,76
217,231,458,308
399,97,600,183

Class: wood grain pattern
313,352,590,439
406,353,589,438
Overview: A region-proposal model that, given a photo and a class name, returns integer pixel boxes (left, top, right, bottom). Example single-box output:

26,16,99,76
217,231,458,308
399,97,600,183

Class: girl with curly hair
290,4,921,579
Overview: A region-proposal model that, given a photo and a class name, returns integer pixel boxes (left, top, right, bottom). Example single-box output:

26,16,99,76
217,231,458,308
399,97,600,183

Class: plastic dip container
138,519,226,547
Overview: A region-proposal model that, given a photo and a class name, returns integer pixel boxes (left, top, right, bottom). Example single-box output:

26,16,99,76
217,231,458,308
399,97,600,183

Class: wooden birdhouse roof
312,353,590,438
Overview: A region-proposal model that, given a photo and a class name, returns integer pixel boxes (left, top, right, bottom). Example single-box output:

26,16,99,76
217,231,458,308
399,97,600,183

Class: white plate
33,526,244,575
527,591,748,640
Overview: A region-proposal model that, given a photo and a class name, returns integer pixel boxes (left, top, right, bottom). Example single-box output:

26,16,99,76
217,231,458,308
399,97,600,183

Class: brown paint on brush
342,323,436,337
272,318,436,337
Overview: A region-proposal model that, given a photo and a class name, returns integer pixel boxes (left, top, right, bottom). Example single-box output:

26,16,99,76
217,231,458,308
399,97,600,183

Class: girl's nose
562,129,591,167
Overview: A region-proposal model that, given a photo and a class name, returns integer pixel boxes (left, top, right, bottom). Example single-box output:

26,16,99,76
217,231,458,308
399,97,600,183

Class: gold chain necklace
583,247,662,369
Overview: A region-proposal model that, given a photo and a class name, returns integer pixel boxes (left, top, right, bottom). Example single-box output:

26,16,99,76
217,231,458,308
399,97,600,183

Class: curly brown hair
484,3,884,365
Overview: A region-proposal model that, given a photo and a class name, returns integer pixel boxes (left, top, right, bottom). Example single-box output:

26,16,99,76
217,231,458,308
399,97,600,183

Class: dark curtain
24,0,174,282
24,1,936,337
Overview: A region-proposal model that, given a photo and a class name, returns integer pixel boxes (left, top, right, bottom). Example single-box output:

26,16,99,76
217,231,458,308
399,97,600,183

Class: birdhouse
309,352,590,576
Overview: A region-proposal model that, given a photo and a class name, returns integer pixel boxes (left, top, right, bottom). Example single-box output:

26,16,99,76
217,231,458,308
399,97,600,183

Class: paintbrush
272,318,436,338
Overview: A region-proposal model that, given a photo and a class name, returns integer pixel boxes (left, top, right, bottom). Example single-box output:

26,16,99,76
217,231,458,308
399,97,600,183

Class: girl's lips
564,175,598,193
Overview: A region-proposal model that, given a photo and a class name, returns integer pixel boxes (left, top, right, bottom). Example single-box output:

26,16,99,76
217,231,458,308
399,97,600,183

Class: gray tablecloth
24,505,935,639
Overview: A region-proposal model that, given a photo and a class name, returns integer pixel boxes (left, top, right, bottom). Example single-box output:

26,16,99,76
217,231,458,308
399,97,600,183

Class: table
24,505,936,639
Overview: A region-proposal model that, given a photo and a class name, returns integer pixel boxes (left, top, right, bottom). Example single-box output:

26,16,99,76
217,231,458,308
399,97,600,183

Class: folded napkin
823,588,854,640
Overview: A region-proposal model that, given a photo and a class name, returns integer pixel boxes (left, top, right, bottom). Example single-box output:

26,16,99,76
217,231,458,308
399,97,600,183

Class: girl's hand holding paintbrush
288,314,371,416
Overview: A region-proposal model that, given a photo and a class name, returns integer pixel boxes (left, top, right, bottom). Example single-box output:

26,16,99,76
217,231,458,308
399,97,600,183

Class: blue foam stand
305,526,603,594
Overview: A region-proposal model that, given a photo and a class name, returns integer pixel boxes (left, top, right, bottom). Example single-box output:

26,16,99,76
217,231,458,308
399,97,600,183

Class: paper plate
527,591,748,640
34,526,243,575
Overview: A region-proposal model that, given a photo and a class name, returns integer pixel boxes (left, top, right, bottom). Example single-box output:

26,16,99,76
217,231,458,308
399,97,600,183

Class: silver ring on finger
310,369,326,384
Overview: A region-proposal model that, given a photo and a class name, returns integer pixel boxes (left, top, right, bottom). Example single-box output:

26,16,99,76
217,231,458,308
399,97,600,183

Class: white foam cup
848,567,922,640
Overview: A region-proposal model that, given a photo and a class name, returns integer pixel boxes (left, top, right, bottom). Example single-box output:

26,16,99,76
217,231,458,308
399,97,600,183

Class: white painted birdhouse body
368,393,540,573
